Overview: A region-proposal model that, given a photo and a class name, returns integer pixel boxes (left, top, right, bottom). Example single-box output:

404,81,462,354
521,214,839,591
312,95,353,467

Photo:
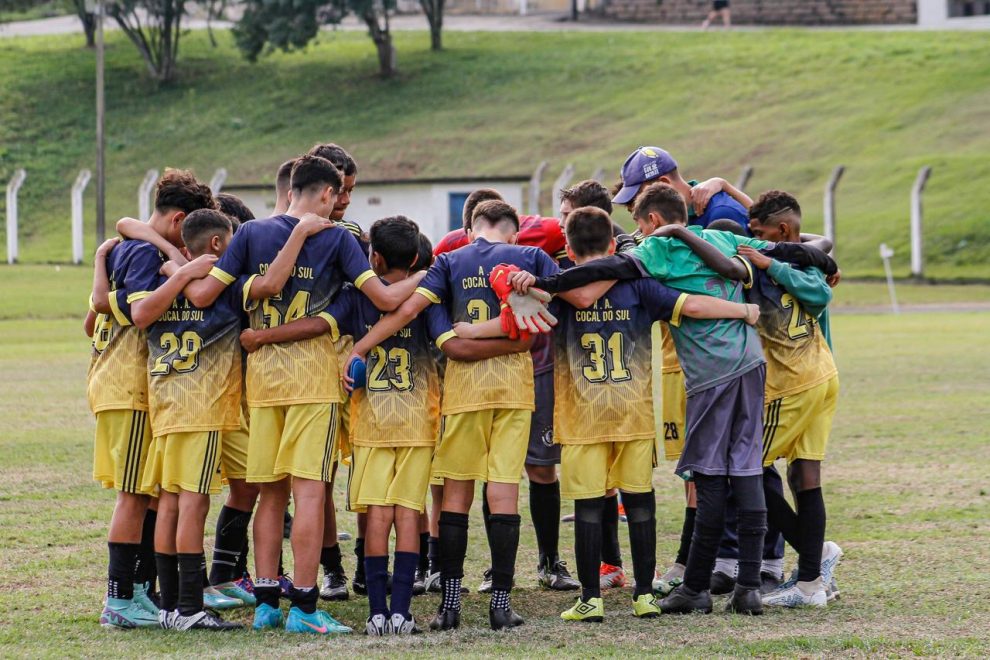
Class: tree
419,0,443,51
106,0,187,82
70,0,97,47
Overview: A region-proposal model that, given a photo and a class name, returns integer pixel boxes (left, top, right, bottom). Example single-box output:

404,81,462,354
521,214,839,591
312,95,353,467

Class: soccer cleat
158,609,177,629
423,570,442,594
168,610,243,631
352,572,367,596
654,564,685,597
234,575,255,596
365,613,389,636
204,585,243,609
538,558,580,591
285,607,352,634
478,568,494,593
389,612,422,635
726,586,764,615
100,597,160,629
561,597,604,622
489,606,524,631
760,571,783,595
429,607,460,631
337,531,352,541
413,569,427,596
617,502,628,523
560,512,576,523
762,580,827,608
278,574,294,599
252,602,284,630
320,571,349,601
659,585,713,614
632,593,661,618
132,582,160,615
215,581,256,607
820,541,843,587
710,570,736,595
826,577,840,601
599,563,627,589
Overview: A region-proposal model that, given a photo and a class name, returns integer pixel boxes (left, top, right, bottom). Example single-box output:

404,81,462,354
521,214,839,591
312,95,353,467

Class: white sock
714,558,738,577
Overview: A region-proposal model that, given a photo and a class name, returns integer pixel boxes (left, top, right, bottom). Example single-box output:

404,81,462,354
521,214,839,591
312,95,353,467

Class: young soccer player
179,154,423,635
273,159,295,215
87,170,215,628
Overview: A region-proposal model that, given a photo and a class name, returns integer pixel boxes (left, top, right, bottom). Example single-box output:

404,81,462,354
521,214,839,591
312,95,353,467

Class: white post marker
551,163,575,216
6,169,26,265
209,168,228,195
910,166,932,280
72,169,93,264
590,167,605,184
823,165,845,258
879,243,899,314
735,165,753,192
138,169,159,222
528,161,548,216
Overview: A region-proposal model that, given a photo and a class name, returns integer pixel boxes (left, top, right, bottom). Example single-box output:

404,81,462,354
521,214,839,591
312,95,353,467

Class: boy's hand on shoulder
159,260,180,277
737,246,771,270
240,328,262,353
650,224,685,239
744,303,761,326
296,212,335,237
179,253,218,279
508,270,536,295
826,269,842,288
690,177,725,216
95,237,120,259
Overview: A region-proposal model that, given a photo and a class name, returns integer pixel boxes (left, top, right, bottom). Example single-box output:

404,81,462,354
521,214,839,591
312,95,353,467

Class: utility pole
95,0,106,244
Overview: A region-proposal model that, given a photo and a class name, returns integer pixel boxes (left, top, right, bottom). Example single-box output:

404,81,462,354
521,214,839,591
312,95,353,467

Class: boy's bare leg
254,479,291,579
290,476,326,589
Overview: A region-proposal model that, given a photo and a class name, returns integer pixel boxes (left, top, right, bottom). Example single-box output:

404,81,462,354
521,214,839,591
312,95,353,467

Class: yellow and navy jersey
146,277,244,437
416,238,560,414
326,284,449,447
338,219,370,256
87,240,164,414
744,258,837,400
552,279,687,445
659,322,681,373
209,214,376,407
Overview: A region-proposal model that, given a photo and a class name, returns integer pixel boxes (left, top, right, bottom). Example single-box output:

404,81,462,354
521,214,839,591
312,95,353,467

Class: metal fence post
72,169,93,264
910,166,932,280
6,169,26,264
209,168,228,195
528,161,548,216
551,164,575,216
735,165,753,192
590,167,605,184
138,169,159,221
823,165,845,257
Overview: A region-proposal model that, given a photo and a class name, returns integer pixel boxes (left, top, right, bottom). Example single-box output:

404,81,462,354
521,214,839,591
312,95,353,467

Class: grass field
1,266,989,656
1,29,990,278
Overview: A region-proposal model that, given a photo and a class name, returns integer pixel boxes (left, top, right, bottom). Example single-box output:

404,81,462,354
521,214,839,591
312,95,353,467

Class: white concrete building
918,0,990,27
225,176,530,245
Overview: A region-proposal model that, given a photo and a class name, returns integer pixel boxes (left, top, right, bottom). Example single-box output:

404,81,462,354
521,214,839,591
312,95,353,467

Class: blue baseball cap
612,146,678,205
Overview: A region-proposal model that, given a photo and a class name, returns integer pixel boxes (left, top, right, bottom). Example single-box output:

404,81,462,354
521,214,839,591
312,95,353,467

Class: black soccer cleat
710,570,736,595
489,606,524,631
659,584,713,614
429,607,460,631
759,571,782,595
725,585,764,615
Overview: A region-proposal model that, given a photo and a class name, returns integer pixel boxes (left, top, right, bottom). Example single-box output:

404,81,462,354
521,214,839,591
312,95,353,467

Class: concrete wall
603,0,917,25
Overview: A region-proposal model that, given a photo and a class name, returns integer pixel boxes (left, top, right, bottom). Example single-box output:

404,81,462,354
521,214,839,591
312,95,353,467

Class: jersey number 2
368,346,413,391
151,331,203,375
780,293,813,340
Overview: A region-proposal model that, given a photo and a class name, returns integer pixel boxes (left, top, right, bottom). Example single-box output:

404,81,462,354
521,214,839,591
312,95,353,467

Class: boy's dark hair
462,188,504,231
561,180,613,215
472,200,519,232
565,206,614,257
155,169,216,214
181,209,233,255
707,218,747,236
631,182,687,226
216,192,255,225
276,158,296,194
750,190,802,224
412,233,434,273
369,216,421,271
290,155,343,196
307,143,358,177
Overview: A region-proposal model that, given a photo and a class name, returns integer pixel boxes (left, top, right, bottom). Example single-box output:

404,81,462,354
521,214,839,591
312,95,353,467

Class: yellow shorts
661,370,687,461
433,409,531,484
221,405,249,481
141,431,223,495
93,409,153,494
337,399,352,466
247,403,339,483
560,437,656,500
348,445,433,513
762,376,839,466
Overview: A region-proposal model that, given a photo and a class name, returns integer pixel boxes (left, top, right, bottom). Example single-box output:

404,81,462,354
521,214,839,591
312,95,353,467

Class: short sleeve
333,229,375,289
213,223,250,284
415,254,450,305
317,286,359,341
636,279,685,325
532,248,561,279
111,244,162,325
423,302,454,348
632,237,672,280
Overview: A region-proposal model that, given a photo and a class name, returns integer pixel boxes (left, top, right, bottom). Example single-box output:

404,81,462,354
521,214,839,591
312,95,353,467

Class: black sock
427,536,440,574
365,555,389,616
177,553,205,616
277,551,285,578
418,532,430,573
488,514,521,607
675,507,697,566
622,491,657,598
439,511,469,611
107,542,139,600
601,494,622,567
764,482,801,551
210,505,251,585
796,488,826,582
155,553,179,611
321,543,343,576
529,480,561,565
202,564,210,588
732,475,767,589
684,474,728,592
134,509,157,590
574,497,604,601
354,538,366,581
289,585,318,614
391,551,418,618
481,483,493,546
254,579,280,609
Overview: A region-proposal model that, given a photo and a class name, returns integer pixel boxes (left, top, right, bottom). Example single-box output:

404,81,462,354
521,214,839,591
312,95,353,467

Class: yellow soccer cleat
560,597,604,623
632,593,661,618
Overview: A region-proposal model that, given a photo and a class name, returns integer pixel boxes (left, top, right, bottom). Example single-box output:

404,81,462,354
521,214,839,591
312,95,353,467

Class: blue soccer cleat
285,607,352,635
252,602,285,630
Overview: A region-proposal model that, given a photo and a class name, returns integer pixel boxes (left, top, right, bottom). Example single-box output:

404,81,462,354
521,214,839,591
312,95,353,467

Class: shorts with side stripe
221,404,249,481
141,431,223,495
762,376,839,466
93,409,153,495
247,403,339,483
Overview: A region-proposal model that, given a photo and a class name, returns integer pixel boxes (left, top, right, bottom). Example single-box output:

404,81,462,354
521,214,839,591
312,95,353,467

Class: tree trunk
363,10,395,77
73,0,96,47
421,0,443,51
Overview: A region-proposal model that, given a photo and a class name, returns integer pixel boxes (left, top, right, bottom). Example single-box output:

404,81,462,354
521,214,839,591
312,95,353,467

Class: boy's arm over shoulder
186,223,249,308
761,241,838,276
766,261,833,318
534,253,644,294
109,241,163,327
636,279,688,325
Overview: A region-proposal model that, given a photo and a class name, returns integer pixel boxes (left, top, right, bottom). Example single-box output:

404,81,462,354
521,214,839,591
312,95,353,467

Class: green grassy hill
1,28,989,278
